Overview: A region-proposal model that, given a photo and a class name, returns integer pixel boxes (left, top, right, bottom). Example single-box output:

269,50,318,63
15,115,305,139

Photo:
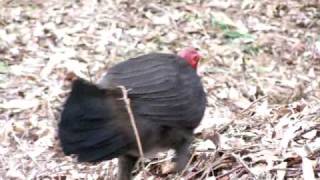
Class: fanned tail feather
58,78,131,162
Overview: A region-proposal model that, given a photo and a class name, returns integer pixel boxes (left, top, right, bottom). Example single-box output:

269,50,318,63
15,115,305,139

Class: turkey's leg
117,155,138,180
173,137,192,172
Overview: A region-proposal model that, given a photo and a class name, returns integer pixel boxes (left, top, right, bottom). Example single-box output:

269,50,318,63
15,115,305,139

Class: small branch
294,125,319,141
216,165,243,179
179,152,196,176
11,132,42,169
239,95,268,114
217,97,268,133
199,153,230,180
231,153,257,180
118,86,145,169
269,167,300,171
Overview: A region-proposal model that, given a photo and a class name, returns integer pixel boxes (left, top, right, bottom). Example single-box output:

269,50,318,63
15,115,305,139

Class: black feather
99,53,206,128
58,78,133,162
58,52,206,166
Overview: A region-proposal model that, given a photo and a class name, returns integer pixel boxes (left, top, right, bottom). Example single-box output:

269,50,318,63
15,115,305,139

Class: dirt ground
0,0,320,179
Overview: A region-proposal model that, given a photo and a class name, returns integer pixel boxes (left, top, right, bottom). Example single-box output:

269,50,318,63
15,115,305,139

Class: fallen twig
179,152,196,177
199,152,230,180
11,132,42,169
118,86,145,170
239,95,269,115
294,125,320,141
231,153,257,180
216,165,243,179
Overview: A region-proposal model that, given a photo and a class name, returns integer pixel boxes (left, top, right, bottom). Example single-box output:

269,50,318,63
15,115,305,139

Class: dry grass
0,0,320,179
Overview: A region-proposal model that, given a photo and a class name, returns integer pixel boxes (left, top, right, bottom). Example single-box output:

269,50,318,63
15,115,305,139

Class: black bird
58,48,206,180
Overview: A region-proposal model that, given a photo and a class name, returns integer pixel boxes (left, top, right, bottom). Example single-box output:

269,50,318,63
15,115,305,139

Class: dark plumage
59,51,206,180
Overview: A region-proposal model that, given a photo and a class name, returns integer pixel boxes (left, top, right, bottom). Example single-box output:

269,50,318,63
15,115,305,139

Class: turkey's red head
178,47,201,69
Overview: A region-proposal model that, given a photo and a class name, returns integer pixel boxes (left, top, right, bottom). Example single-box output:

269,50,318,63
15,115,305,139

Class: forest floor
0,0,320,179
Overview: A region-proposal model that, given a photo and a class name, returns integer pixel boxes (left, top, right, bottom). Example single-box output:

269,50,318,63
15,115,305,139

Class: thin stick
11,132,42,169
179,152,196,177
118,86,145,168
270,167,300,171
199,152,228,180
239,95,268,114
215,165,243,179
231,153,257,180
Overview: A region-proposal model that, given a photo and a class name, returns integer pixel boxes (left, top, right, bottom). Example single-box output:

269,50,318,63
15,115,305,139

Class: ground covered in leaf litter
0,0,320,179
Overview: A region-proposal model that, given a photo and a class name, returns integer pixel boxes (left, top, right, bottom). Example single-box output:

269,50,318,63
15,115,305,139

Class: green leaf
0,61,8,73
211,18,230,31
224,30,253,40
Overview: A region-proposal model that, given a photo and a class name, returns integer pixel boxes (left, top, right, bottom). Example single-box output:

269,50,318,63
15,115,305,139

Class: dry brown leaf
1,0,319,179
